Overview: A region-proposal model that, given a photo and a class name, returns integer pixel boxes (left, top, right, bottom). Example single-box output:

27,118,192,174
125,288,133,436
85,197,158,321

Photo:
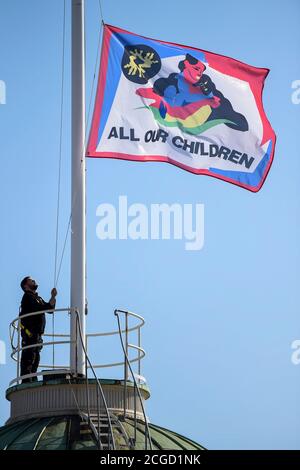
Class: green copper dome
0,414,205,450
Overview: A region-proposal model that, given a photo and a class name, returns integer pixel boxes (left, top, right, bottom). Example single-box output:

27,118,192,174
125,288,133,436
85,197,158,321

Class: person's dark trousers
20,336,43,383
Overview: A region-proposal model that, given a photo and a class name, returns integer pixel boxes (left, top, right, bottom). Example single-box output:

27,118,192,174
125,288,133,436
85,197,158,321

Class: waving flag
87,24,276,192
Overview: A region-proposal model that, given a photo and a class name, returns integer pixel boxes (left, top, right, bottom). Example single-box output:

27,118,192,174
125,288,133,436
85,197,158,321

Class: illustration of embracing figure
136,54,248,134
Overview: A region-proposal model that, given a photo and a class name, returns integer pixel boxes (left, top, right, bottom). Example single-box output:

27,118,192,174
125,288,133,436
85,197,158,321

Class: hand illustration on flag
86,24,276,192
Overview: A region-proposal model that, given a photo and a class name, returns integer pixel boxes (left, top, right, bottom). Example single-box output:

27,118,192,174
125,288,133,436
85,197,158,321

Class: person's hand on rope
49,288,58,307
51,288,57,298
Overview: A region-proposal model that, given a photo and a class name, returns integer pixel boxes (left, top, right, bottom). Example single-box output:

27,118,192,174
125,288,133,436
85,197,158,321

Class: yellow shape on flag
164,105,212,128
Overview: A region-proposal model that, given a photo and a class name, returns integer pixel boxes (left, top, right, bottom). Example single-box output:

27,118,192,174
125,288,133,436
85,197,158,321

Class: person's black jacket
19,291,53,338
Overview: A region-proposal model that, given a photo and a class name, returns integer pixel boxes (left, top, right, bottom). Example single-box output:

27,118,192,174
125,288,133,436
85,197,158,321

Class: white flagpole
70,0,86,376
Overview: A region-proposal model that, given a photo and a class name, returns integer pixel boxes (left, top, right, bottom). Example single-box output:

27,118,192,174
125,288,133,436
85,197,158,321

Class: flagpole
70,0,86,376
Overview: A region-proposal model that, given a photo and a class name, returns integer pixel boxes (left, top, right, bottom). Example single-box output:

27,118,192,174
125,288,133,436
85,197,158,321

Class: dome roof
0,414,205,450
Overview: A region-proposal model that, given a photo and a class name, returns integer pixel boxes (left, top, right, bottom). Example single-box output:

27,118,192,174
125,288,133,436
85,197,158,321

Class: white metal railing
86,310,145,374
9,307,146,387
74,310,116,450
114,309,152,450
9,307,148,450
9,308,74,386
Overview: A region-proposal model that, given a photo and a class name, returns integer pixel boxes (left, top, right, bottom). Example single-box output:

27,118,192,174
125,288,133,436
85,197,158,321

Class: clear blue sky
0,0,300,450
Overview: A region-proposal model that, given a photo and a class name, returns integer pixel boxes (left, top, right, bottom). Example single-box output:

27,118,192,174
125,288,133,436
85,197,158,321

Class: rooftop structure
0,308,205,450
